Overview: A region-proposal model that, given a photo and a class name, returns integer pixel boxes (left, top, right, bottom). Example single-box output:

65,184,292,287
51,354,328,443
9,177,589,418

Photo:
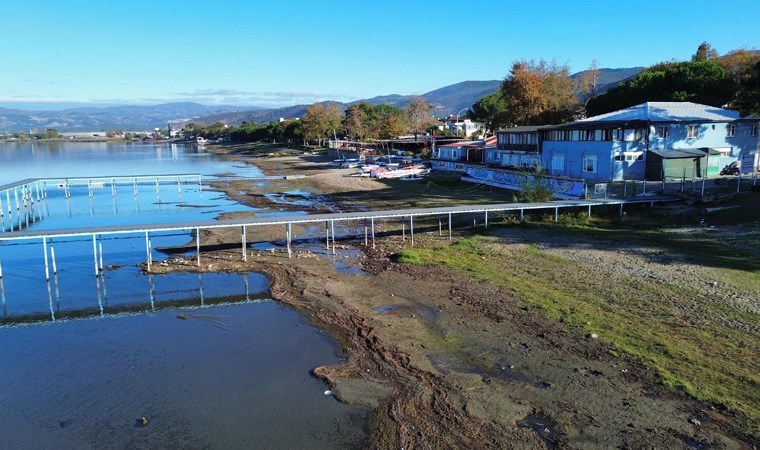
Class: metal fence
585,172,759,200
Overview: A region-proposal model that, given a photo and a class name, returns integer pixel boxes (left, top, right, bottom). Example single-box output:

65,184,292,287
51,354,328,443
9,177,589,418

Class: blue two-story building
540,102,760,182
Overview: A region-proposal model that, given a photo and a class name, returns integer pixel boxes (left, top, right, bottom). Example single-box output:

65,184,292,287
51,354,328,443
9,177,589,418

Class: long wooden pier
0,195,677,278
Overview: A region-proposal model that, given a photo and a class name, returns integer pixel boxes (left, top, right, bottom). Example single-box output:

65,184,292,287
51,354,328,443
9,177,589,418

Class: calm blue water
0,141,369,448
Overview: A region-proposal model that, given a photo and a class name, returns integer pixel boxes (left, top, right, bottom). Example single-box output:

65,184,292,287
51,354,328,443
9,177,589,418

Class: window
551,154,565,172
614,153,623,161
657,126,669,139
687,125,699,139
751,123,758,136
583,155,597,173
727,124,736,137
624,129,643,141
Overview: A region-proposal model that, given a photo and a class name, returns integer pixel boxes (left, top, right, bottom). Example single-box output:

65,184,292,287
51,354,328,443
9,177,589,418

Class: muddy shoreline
151,144,756,449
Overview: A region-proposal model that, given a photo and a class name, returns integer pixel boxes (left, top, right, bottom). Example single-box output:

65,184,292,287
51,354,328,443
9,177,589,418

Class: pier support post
51,246,57,275
401,219,406,242
99,242,104,273
331,220,336,255
287,222,292,258
448,213,452,240
371,217,375,249
145,232,151,272
196,227,201,267
43,237,50,281
619,203,624,217
0,257,3,279
520,209,524,223
242,226,247,262
325,220,330,251
485,211,488,229
554,207,558,222
410,216,414,246
438,216,442,236
92,235,99,277
588,204,592,218
364,219,368,246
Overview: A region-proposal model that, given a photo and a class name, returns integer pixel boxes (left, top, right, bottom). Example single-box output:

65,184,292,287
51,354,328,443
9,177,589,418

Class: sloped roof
580,102,740,123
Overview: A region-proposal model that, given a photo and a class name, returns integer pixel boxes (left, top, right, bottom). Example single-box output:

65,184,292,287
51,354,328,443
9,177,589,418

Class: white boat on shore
373,165,427,179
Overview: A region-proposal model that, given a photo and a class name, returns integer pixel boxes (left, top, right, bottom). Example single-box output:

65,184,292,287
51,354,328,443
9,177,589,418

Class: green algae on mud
396,222,760,442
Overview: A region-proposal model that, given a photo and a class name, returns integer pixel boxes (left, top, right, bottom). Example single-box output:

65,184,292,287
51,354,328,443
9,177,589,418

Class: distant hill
356,80,503,116
0,102,250,132
195,69,643,126
570,67,644,95
0,67,644,132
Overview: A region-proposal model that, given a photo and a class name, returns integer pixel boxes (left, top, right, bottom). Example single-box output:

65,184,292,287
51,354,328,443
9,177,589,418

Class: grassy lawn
396,209,760,439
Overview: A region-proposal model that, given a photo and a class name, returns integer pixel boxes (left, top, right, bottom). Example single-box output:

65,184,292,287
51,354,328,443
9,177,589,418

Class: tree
468,91,509,135
586,60,734,116
300,103,328,145
379,114,404,139
501,59,578,126
325,104,342,140
283,119,303,145
692,42,719,62
734,60,760,115
342,103,369,140
406,96,432,140
576,59,601,106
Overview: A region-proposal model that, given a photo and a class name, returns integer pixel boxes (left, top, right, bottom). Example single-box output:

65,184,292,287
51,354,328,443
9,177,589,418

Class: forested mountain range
0,68,642,132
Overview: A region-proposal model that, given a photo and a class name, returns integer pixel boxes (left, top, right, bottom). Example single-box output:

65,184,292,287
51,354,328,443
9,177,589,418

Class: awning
647,148,720,159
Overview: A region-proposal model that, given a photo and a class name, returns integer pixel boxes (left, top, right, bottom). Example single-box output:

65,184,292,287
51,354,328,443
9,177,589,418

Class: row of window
548,152,643,174
544,123,759,142
544,128,644,142
497,133,537,145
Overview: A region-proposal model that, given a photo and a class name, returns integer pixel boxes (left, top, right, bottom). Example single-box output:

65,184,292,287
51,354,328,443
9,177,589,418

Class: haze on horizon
1,0,758,110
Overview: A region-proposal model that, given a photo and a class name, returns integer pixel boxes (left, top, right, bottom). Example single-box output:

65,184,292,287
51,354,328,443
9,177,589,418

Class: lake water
0,141,369,448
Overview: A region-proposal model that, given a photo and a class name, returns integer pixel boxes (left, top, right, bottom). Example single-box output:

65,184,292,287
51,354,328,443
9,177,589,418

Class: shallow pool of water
0,301,368,448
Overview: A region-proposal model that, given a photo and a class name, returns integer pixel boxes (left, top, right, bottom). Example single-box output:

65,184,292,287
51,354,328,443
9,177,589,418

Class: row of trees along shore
188,97,441,148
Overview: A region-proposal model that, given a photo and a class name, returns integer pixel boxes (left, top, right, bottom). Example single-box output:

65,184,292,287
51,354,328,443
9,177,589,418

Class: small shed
646,148,721,180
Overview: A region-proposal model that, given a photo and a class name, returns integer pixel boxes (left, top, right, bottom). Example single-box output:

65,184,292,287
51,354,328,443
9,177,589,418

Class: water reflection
0,272,269,327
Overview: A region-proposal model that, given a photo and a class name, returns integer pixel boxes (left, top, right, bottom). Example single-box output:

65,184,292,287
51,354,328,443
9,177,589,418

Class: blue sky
1,0,758,109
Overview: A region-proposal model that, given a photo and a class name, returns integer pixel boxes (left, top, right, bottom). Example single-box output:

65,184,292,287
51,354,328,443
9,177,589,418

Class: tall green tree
734,60,760,115
586,60,734,116
468,91,508,135
342,103,369,140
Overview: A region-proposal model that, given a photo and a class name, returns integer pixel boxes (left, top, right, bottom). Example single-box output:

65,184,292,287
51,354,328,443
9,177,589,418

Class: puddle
684,437,708,450
517,413,561,449
373,304,437,321
427,351,550,389
263,190,316,207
